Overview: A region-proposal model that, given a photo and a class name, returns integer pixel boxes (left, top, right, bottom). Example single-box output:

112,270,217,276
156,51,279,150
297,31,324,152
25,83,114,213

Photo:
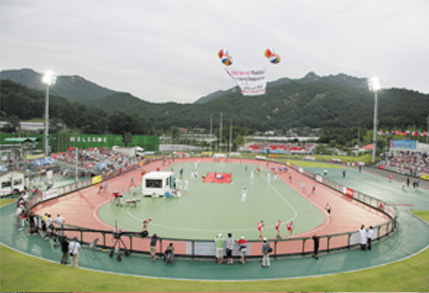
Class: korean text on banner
225,68,266,96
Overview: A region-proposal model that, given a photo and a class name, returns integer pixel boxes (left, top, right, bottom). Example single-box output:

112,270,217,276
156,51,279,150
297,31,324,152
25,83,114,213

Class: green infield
98,161,324,240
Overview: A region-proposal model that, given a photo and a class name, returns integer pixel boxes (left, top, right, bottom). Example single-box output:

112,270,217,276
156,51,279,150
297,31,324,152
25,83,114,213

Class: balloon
221,56,233,66
218,49,229,59
264,48,273,58
269,54,281,64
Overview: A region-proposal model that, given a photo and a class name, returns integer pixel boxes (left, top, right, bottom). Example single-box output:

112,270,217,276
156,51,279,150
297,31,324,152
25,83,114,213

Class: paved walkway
1,165,428,280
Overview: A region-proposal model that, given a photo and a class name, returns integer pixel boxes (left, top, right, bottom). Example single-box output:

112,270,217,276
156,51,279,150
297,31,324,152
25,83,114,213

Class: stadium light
42,70,57,157
368,77,381,164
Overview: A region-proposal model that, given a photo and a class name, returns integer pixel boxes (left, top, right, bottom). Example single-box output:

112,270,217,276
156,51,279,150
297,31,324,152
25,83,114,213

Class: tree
1,115,20,133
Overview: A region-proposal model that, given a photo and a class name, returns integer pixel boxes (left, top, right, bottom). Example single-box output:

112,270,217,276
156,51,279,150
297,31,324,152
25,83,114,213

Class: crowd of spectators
240,142,316,155
381,150,429,176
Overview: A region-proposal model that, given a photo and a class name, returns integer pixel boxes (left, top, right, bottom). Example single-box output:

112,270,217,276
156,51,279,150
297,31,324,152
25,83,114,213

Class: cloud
1,0,428,103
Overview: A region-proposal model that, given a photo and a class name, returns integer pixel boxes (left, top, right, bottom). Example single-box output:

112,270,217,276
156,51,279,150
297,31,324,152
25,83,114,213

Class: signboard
92,175,102,184
390,139,417,149
344,187,354,197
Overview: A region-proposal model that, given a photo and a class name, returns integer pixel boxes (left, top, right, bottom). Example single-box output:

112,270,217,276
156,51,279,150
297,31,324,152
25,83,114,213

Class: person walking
326,203,332,218
141,217,152,232
60,236,69,265
69,237,81,267
287,220,294,237
257,220,265,239
275,219,282,239
261,238,271,267
215,233,224,264
225,233,235,264
359,225,367,250
342,170,346,178
241,188,247,202
367,226,374,250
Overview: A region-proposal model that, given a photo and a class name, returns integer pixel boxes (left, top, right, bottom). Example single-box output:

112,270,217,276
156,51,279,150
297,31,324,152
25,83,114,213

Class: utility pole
229,120,233,153
219,112,223,153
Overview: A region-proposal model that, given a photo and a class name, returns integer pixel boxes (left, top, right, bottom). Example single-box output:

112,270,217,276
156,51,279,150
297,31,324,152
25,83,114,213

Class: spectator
45,214,53,238
150,233,160,261
55,214,65,236
163,243,175,264
28,211,36,234
41,213,48,237
367,226,374,250
69,237,81,267
15,205,23,231
60,237,69,265
261,237,271,268
215,233,224,264
312,235,320,260
237,236,247,264
225,233,235,265
359,225,367,250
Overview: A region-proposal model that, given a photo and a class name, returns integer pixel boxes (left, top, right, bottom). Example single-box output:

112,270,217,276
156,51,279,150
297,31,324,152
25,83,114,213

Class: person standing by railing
261,238,271,268
237,236,247,264
69,237,81,267
359,225,367,250
215,233,224,264
367,226,374,250
312,234,320,260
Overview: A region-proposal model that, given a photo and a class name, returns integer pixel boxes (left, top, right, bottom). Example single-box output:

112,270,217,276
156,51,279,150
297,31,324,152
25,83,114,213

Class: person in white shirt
69,237,81,267
55,214,65,236
241,188,247,202
359,225,367,250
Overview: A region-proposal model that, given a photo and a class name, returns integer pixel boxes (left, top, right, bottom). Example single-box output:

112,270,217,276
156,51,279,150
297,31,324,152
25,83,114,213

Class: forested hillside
1,71,428,143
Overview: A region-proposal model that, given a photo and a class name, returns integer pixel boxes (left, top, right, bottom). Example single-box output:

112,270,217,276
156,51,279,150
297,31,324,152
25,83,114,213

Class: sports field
98,161,324,240
1,159,428,291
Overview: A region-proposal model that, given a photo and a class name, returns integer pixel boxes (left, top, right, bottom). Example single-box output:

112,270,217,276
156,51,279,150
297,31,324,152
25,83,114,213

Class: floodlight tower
368,77,381,164
42,71,57,157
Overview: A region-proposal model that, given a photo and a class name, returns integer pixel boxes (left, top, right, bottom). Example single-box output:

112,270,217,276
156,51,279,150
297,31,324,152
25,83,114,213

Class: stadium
1,149,428,290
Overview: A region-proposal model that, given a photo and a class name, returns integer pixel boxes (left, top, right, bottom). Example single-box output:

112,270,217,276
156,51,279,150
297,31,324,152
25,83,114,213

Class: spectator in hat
69,237,81,267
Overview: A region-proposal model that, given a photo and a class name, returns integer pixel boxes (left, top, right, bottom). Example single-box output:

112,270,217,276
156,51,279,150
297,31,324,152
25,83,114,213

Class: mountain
84,73,428,132
0,68,117,104
2,69,428,134
194,90,230,104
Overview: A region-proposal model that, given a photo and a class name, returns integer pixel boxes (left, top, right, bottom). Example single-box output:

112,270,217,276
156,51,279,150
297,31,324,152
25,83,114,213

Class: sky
1,0,428,104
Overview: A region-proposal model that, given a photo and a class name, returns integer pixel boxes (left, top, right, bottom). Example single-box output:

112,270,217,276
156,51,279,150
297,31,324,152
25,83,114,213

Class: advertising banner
390,139,417,149
225,68,266,96
92,175,102,185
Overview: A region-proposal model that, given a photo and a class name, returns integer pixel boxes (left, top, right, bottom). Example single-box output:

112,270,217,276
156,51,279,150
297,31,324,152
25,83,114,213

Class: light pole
368,77,381,164
42,71,57,157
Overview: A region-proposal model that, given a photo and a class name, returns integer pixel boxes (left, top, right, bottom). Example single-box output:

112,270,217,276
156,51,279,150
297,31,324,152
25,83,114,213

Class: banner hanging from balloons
225,68,267,96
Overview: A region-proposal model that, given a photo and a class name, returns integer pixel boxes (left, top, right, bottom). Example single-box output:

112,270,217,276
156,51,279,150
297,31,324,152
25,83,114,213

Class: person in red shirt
257,220,264,239
236,236,248,264
287,220,294,237
275,219,282,238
